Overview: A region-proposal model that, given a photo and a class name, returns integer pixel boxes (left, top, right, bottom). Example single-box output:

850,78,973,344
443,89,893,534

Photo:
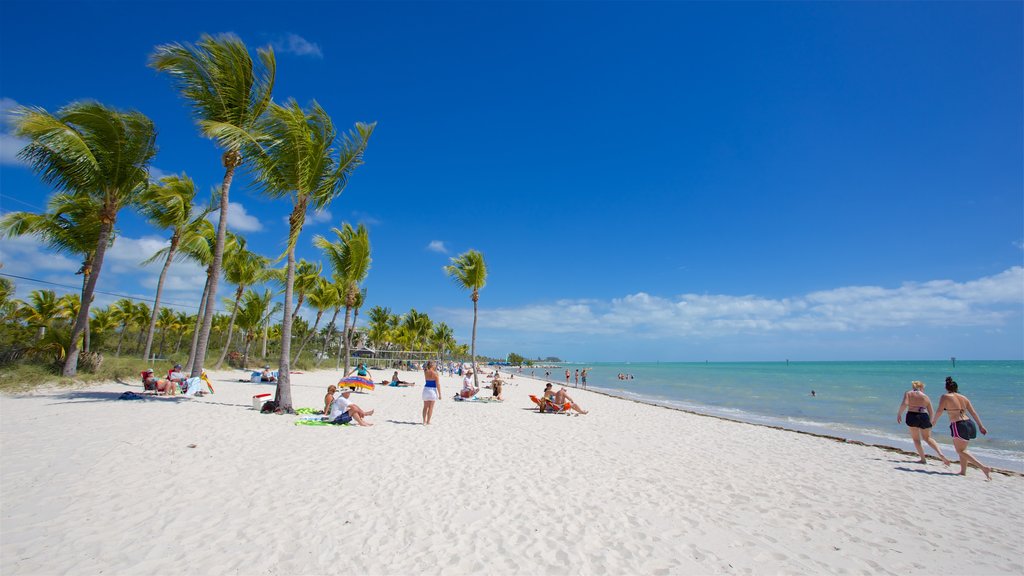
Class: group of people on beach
896,377,992,480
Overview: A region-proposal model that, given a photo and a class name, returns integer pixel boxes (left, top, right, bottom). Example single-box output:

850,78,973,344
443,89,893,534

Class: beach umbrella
338,374,375,392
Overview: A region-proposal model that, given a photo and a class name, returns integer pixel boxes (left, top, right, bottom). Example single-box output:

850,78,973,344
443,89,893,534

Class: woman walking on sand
422,360,441,425
896,381,950,466
933,377,992,480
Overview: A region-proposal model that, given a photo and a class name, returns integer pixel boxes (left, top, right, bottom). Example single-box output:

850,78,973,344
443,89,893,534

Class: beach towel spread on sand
295,407,321,415
453,396,501,403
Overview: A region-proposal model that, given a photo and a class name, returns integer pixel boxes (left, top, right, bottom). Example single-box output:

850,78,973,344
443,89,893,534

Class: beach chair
141,371,157,393
529,395,570,414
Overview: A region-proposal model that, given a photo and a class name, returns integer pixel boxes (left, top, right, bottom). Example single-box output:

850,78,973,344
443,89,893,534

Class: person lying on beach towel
386,371,414,387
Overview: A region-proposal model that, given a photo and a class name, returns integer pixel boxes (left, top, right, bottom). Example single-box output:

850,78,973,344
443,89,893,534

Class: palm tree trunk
338,306,352,371
158,328,167,358
79,268,91,353
275,235,298,412
471,294,479,389
242,333,253,370
143,237,178,361
316,307,341,367
115,322,127,356
261,323,268,359
185,272,211,372
293,309,323,363
63,221,113,377
191,154,237,378
174,330,185,354
214,285,245,368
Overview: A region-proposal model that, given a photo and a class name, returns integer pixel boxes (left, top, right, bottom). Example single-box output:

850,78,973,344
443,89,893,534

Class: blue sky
1,1,1021,362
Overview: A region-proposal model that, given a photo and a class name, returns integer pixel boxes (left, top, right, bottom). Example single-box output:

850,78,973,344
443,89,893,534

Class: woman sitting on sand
388,371,414,387
323,385,338,415
932,377,991,480
490,377,504,401
896,381,950,466
460,371,479,399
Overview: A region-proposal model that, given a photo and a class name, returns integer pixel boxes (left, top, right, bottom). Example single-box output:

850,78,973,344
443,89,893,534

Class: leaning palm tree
214,245,270,368
444,249,488,388
244,99,374,412
150,33,276,378
314,222,371,373
315,279,345,367
12,101,157,376
137,173,212,361
154,306,177,358
1,192,109,353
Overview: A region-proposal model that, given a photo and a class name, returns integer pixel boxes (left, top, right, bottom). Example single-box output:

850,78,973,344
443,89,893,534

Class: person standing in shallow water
933,377,991,480
565,369,570,385
896,380,950,466
422,360,441,425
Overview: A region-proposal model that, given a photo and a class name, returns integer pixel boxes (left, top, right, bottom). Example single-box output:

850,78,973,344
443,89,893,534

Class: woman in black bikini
932,377,991,480
896,381,950,466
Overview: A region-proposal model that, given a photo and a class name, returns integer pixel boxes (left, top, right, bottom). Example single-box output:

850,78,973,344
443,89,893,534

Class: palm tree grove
0,33,498,410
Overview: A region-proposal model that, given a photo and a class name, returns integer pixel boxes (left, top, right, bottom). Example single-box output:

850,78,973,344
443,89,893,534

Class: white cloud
427,240,448,254
271,33,323,58
0,97,28,166
444,267,1024,338
310,209,333,225
209,201,263,232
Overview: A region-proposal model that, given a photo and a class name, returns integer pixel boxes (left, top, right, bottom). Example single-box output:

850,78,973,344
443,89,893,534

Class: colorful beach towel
295,407,321,415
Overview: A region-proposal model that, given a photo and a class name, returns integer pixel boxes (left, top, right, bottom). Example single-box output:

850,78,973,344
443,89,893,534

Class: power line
0,271,233,313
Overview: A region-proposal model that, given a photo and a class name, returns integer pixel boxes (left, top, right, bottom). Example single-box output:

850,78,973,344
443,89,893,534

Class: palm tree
366,305,393,349
314,222,371,374
431,322,455,362
13,101,157,376
294,276,335,362
110,299,137,357
132,302,151,353
444,250,488,389
172,311,192,355
214,245,270,368
234,289,280,369
150,33,276,378
291,259,323,323
1,192,109,354
137,173,211,361
315,279,345,367
244,99,374,412
155,307,177,358
17,289,62,340
89,306,119,351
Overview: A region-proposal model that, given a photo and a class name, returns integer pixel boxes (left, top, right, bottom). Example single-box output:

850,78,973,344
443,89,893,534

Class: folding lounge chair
529,395,571,414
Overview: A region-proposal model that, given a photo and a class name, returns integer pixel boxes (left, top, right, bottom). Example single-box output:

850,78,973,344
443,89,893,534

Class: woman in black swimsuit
932,377,991,480
896,380,950,466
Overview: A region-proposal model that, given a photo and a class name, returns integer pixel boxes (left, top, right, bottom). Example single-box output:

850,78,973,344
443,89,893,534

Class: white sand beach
2,368,1022,575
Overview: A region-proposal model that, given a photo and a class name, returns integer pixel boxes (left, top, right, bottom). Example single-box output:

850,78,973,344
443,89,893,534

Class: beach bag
261,400,279,413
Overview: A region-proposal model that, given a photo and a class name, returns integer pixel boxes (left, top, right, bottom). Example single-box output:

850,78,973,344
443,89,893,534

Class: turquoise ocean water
528,361,1024,472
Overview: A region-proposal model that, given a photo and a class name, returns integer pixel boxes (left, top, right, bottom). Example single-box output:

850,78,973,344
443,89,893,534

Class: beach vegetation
12,101,158,377
150,33,276,380
0,35,489,392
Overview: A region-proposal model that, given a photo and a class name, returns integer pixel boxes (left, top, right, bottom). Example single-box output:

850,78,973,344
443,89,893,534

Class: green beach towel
295,407,322,415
